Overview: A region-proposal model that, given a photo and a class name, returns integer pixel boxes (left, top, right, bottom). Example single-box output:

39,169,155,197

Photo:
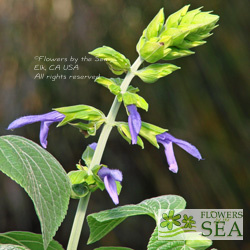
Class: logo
158,209,243,240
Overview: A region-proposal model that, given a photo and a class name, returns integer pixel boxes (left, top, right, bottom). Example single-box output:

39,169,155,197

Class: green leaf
0,136,71,250
89,46,131,75
122,92,148,111
185,233,213,250
0,245,28,250
55,105,105,126
94,248,134,250
139,122,167,148
0,231,64,250
136,63,180,83
116,122,144,149
87,195,186,244
147,227,194,250
145,8,165,40
147,228,212,250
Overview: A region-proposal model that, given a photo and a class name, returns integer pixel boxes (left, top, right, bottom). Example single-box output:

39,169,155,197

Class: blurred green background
0,0,249,249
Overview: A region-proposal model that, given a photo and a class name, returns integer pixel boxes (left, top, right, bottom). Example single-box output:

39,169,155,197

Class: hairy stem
66,56,143,250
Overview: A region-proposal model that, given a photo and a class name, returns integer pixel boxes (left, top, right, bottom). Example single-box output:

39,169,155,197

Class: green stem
89,56,143,169
67,194,90,250
66,56,143,250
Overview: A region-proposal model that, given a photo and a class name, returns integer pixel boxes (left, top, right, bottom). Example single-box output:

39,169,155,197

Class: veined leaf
87,195,186,244
147,227,212,250
0,136,70,249
0,245,28,250
0,232,64,250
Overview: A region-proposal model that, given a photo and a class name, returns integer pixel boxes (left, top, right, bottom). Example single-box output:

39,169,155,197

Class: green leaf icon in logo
182,214,196,228
160,209,181,230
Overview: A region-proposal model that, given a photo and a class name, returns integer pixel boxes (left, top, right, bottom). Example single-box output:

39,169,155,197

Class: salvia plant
0,5,219,250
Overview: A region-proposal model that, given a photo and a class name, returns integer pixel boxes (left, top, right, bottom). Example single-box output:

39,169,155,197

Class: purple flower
7,111,65,148
156,132,202,173
127,105,141,145
98,167,123,205
89,142,97,150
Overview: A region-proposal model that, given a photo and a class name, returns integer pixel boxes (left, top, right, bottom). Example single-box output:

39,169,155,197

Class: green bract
139,122,167,148
70,120,104,138
137,5,219,62
116,121,167,149
68,166,105,199
95,77,121,95
118,92,149,111
136,63,180,83
145,8,165,40
89,46,131,75
56,105,105,124
95,76,139,95
116,122,144,148
82,144,96,167
137,35,172,63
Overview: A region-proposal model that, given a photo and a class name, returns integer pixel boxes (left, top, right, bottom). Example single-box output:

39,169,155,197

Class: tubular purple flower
7,111,65,148
98,167,123,205
156,132,202,173
127,104,141,145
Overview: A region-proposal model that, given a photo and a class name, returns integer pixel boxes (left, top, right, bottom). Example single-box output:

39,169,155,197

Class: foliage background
0,0,249,249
